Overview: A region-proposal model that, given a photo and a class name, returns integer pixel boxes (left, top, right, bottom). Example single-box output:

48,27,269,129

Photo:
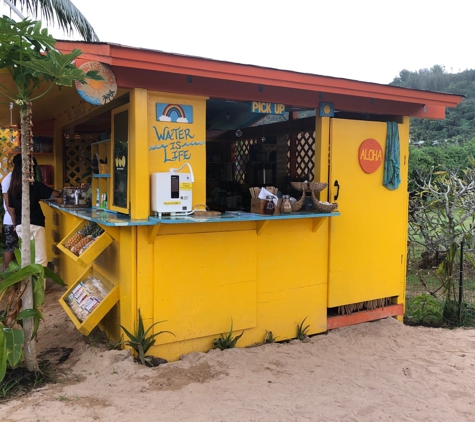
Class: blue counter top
45,201,339,227
45,202,154,226
149,210,340,224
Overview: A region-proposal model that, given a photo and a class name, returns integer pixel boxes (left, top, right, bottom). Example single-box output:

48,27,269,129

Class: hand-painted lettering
150,126,204,163
153,126,194,142
360,148,382,162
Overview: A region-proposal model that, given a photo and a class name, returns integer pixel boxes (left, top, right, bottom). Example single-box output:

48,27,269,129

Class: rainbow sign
156,103,193,123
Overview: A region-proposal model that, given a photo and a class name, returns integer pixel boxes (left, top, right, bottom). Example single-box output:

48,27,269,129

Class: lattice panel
287,131,316,179
235,138,257,183
63,133,98,185
0,126,20,182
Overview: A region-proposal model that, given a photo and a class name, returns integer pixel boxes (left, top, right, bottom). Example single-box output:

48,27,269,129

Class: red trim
56,41,462,119
327,304,404,330
110,67,445,119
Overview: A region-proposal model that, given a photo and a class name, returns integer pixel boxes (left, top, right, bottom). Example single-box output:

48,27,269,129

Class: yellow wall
139,218,330,362
147,92,207,208
328,118,409,309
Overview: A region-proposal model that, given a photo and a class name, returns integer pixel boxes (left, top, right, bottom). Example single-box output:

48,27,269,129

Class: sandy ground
1,284,475,422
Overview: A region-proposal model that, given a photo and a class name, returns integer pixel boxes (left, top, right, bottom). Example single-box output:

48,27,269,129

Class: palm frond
10,0,100,41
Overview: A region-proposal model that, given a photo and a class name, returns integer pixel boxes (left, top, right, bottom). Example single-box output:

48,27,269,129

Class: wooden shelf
57,220,112,267
91,138,111,211
59,265,119,335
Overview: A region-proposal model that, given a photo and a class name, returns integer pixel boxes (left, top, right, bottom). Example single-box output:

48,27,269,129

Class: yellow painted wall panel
129,89,150,219
147,92,207,208
328,118,409,307
258,282,328,336
152,230,257,342
136,227,155,321
256,219,329,337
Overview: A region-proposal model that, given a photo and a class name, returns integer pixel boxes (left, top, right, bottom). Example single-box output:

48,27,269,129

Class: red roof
57,41,463,120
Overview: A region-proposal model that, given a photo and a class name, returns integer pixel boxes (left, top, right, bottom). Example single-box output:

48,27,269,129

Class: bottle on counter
281,195,292,214
264,195,275,215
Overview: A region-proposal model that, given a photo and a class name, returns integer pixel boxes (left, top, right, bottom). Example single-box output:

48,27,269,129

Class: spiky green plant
264,330,278,344
119,309,174,366
213,319,244,350
296,317,310,340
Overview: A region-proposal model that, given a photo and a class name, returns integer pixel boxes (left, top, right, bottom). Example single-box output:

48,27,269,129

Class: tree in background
408,161,475,308
391,66,475,144
4,0,99,41
0,15,100,376
408,140,475,191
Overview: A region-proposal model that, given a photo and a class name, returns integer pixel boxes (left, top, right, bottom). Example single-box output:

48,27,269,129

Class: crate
59,265,119,336
57,220,112,267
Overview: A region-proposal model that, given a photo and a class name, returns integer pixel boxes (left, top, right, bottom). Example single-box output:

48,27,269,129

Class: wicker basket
291,190,306,212
314,201,338,213
311,190,338,212
291,181,328,193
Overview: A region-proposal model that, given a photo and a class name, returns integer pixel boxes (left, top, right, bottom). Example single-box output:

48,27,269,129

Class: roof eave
56,41,463,115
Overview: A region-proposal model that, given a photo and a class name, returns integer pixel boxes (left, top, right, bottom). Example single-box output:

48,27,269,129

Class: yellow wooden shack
0,41,463,361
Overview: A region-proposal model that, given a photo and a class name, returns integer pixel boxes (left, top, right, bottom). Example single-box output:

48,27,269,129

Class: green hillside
390,65,475,144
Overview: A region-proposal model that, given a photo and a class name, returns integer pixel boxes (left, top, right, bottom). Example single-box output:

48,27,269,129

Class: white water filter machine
151,163,194,217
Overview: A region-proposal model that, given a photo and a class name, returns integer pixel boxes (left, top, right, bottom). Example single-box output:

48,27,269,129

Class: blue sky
2,0,473,85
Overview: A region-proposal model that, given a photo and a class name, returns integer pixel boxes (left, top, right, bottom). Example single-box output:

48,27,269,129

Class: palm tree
4,0,99,41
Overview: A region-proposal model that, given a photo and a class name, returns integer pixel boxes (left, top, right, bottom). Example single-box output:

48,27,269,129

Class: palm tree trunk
20,105,39,373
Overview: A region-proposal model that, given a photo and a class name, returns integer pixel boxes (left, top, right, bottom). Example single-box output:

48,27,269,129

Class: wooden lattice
287,131,315,179
63,133,98,185
235,138,257,183
0,126,20,182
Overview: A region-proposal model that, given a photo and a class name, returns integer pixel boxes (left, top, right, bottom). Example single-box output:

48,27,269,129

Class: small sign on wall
358,138,383,174
250,101,285,114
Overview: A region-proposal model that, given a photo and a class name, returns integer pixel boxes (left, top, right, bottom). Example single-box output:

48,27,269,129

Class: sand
1,284,475,422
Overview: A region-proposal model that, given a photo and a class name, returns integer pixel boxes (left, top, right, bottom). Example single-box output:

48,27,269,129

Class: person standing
2,162,18,269
6,154,61,267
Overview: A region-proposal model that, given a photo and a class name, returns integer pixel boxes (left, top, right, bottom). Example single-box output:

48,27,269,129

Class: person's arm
35,181,61,199
6,202,16,228
3,192,15,223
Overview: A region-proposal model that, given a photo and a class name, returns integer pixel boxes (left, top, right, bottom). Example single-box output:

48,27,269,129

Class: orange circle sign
358,138,383,174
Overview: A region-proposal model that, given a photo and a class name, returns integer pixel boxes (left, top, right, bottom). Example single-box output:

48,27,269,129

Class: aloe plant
296,317,310,340
213,319,244,350
264,330,278,344
119,309,174,366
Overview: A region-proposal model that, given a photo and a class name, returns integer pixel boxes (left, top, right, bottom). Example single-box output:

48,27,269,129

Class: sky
1,0,474,85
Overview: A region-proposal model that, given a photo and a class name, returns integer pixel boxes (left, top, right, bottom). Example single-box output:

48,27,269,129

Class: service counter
45,201,340,361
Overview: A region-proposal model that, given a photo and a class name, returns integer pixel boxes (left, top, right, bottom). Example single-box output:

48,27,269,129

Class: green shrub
406,294,442,324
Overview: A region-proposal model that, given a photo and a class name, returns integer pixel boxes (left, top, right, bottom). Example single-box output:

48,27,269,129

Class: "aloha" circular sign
358,138,383,174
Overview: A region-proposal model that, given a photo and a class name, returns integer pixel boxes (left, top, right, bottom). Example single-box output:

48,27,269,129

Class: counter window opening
110,104,130,214
205,99,318,212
